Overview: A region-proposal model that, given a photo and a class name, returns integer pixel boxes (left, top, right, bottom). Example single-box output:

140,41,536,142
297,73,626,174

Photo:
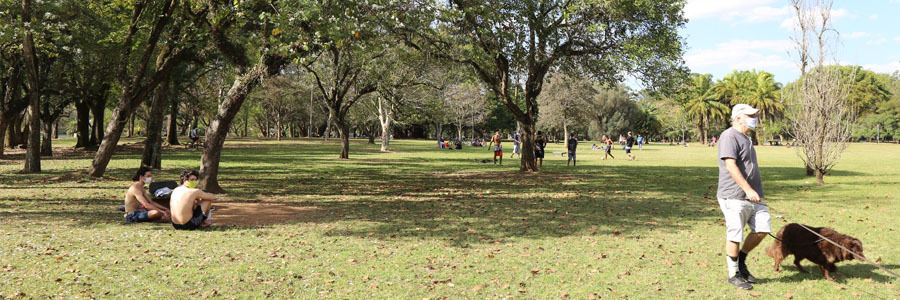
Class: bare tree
445,83,486,141
787,0,855,184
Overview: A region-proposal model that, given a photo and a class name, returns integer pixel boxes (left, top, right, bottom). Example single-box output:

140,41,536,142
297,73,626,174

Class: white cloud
844,32,870,39
869,14,879,20
684,40,795,72
862,61,900,74
866,38,889,46
895,36,900,41
684,0,790,23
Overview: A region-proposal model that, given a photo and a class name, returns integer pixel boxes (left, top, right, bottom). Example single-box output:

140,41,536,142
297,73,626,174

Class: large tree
88,0,199,177
538,73,594,148
288,0,386,159
401,0,687,171
197,0,290,193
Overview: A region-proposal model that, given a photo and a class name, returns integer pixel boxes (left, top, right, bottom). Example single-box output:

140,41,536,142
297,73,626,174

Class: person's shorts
125,209,150,223
717,198,771,242
567,151,576,161
172,205,208,230
534,150,544,159
513,144,521,153
494,151,503,156
625,147,632,154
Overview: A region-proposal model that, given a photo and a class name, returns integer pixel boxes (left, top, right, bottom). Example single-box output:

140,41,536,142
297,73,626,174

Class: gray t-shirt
717,127,764,200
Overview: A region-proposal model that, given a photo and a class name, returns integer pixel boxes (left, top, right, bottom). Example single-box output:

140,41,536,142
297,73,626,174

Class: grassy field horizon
1,138,898,299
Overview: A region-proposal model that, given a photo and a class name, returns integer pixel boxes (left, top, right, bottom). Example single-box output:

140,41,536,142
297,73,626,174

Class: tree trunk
563,119,569,150
380,120,391,152
275,116,282,141
337,120,350,159
0,114,6,158
141,76,169,169
520,122,537,170
324,112,333,141
367,127,375,144
128,115,135,138
89,96,105,147
40,117,53,156
200,56,283,193
21,0,41,172
435,122,442,148
815,169,825,184
166,98,179,145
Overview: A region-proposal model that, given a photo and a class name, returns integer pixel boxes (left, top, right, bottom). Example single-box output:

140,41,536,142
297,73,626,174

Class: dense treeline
2,0,895,186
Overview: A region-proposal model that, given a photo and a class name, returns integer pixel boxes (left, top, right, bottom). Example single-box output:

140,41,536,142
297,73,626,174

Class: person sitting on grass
170,169,216,230
124,166,171,223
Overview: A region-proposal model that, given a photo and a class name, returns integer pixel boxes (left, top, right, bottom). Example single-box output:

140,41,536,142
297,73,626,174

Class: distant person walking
637,134,644,150
625,131,636,161
511,132,521,158
716,104,769,290
487,130,503,165
567,133,578,166
534,131,546,167
603,134,615,160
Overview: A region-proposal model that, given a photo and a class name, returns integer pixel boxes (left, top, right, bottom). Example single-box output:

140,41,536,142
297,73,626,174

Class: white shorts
513,144,521,153
717,198,771,243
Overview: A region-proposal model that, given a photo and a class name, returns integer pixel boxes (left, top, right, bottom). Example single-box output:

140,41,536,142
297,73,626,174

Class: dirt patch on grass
213,202,321,226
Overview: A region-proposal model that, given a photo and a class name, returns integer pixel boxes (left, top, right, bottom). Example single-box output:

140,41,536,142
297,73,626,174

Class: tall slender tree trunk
337,119,350,159
166,98,179,145
89,96,105,147
200,56,284,193
40,116,53,156
21,0,41,172
141,76,169,169
128,115,135,138
324,112,332,141
563,119,569,150
0,114,7,158
378,99,392,152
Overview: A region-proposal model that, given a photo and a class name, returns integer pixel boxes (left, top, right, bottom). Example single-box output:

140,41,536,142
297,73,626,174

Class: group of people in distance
484,129,648,166
486,129,550,166
124,167,217,230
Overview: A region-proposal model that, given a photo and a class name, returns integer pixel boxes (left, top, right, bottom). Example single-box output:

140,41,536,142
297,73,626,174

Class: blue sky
681,0,900,85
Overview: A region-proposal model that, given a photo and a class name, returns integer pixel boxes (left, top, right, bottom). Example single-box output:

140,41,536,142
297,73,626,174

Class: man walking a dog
717,104,770,290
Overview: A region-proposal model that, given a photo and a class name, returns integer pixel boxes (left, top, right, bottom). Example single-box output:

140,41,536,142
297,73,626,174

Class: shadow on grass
763,263,899,284
0,141,869,244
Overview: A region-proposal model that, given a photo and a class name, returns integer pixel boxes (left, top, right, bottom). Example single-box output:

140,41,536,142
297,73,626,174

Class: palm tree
744,71,784,144
684,74,730,144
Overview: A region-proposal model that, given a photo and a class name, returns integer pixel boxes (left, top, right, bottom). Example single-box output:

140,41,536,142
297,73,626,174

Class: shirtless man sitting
170,169,216,230
124,166,170,223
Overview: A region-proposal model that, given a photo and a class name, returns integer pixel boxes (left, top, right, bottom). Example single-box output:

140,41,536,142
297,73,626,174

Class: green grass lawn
1,138,899,299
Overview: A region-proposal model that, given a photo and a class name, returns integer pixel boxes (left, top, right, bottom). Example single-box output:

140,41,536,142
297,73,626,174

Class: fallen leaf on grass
785,292,792,299
472,285,484,292
749,291,761,297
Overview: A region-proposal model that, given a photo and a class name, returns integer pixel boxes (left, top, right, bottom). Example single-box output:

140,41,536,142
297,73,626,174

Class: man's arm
133,188,170,214
723,158,760,201
195,190,217,201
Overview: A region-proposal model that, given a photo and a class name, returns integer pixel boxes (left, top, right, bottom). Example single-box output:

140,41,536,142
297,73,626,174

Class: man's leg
198,199,213,226
147,210,169,222
741,232,767,253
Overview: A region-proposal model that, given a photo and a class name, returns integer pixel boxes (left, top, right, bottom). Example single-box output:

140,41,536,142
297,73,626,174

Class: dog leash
755,201,900,280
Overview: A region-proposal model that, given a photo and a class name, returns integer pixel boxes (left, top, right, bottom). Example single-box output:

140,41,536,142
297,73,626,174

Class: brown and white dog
766,223,864,281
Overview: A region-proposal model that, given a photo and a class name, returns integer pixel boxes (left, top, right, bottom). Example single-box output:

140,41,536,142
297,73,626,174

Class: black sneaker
728,274,753,290
739,262,757,283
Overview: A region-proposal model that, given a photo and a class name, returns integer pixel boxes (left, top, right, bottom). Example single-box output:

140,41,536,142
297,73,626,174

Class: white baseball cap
731,104,759,119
